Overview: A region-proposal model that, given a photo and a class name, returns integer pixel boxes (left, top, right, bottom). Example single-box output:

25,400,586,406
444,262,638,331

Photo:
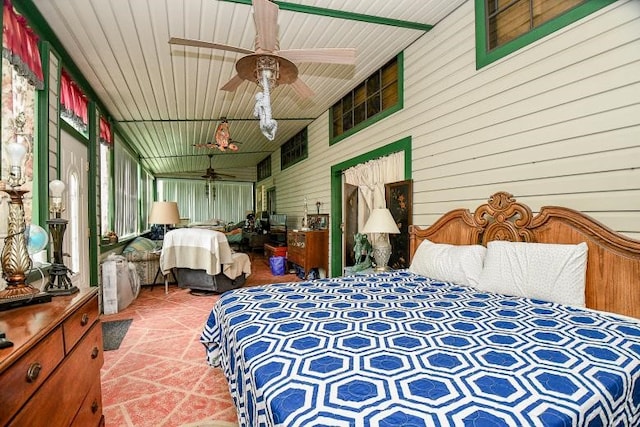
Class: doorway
60,130,89,288
330,137,412,277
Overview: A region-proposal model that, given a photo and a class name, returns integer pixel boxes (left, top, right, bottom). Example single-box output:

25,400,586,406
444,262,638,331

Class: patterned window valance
2,0,43,89
60,69,88,132
99,116,112,146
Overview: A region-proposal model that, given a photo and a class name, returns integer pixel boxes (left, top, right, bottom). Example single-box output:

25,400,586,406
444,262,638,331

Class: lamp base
45,263,78,296
0,289,52,312
372,235,392,272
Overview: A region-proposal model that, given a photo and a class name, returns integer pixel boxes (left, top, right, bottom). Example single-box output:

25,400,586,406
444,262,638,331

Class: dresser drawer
71,375,104,427
0,327,65,426
10,322,103,427
63,295,99,352
287,247,304,266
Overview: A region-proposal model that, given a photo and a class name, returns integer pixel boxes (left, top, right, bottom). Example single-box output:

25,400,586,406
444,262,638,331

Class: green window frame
257,155,271,181
329,53,403,145
280,128,308,170
475,0,617,69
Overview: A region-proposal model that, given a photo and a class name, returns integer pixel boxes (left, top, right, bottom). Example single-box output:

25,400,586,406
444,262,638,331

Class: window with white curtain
140,169,154,231
157,179,253,224
114,137,139,238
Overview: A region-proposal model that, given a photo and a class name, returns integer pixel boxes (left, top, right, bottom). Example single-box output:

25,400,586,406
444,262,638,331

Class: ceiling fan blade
220,74,245,91
253,0,279,52
169,37,253,55
278,48,356,65
290,77,315,99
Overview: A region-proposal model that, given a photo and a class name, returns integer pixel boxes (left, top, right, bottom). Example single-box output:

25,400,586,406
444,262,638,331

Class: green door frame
329,137,412,277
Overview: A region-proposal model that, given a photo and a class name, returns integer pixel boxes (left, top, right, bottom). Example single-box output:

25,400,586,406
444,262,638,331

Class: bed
160,228,251,293
201,192,640,426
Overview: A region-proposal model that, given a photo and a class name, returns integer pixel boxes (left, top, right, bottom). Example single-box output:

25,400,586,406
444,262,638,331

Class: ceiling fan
169,0,356,99
193,139,242,152
200,154,236,180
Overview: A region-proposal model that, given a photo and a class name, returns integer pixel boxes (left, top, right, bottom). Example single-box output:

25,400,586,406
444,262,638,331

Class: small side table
149,251,176,294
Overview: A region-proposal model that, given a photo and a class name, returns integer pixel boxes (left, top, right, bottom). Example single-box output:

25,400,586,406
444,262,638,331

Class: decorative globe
26,224,49,254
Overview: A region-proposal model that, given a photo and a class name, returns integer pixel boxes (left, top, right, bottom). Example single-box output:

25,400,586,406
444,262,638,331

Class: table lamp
1,142,52,310
45,179,78,295
361,208,400,272
149,201,180,239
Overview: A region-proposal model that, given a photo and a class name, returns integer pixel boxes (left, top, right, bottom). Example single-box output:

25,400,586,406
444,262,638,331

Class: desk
242,231,268,252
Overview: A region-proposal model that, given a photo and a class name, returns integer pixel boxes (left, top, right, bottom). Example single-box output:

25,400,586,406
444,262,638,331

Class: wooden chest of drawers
287,230,328,278
0,288,103,426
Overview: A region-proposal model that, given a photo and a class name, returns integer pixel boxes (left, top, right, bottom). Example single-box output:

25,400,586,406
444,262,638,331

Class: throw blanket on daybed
161,228,237,277
201,270,640,427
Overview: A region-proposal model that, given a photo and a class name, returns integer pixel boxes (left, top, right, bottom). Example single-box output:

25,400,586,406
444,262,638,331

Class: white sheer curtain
114,139,139,238
343,151,404,228
158,179,253,224
140,169,154,231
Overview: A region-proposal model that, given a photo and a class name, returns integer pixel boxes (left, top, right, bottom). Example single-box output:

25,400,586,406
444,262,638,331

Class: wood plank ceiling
31,0,466,181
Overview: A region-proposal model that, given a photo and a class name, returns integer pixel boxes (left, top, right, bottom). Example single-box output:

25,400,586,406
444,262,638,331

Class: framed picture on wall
308,214,329,230
385,179,413,269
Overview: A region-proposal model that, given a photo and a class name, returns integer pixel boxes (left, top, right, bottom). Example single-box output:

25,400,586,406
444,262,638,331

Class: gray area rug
102,319,133,351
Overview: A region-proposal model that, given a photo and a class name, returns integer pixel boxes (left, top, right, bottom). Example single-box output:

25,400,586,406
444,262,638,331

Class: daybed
201,192,640,426
160,228,251,293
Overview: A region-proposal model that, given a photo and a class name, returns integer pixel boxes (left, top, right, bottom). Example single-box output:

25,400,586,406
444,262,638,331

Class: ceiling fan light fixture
256,55,279,90
214,118,231,151
253,57,278,141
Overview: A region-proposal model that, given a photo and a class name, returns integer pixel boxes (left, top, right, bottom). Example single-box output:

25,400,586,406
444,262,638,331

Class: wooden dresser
287,229,329,278
0,287,103,426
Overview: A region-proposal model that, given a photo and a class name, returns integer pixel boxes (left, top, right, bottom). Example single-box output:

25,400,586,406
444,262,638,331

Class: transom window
476,0,616,68
330,54,402,144
487,0,584,51
257,155,271,181
281,128,308,170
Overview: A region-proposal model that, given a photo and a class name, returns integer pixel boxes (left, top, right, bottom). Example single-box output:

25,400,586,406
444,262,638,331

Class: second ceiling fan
201,154,235,181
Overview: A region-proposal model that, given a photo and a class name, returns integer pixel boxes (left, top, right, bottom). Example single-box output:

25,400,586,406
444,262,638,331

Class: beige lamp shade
361,208,400,234
149,201,180,225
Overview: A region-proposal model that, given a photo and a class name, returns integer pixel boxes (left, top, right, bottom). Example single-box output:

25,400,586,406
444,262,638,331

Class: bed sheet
201,270,640,427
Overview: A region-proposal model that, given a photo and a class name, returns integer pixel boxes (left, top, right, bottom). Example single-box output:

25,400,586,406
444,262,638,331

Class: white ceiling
32,0,466,181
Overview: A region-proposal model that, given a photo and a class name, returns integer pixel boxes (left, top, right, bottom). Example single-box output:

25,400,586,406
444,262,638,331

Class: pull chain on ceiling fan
169,0,356,140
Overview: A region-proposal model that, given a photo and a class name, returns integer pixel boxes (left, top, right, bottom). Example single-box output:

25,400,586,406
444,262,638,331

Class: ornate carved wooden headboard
409,192,640,319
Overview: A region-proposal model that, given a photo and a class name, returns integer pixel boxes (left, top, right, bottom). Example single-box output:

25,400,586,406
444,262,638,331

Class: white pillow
477,241,588,307
409,239,486,287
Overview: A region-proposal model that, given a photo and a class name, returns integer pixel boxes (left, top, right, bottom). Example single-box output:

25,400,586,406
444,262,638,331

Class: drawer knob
91,347,99,359
80,313,90,326
26,362,42,383
91,399,99,414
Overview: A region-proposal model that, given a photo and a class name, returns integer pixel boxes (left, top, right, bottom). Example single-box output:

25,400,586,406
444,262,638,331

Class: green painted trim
221,0,433,31
108,141,115,232
60,120,89,146
329,136,412,277
119,117,315,123
88,103,99,286
329,52,404,146
475,0,617,69
34,43,50,226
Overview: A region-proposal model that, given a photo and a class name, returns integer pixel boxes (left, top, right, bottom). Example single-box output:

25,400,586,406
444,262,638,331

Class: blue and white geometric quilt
201,270,640,427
